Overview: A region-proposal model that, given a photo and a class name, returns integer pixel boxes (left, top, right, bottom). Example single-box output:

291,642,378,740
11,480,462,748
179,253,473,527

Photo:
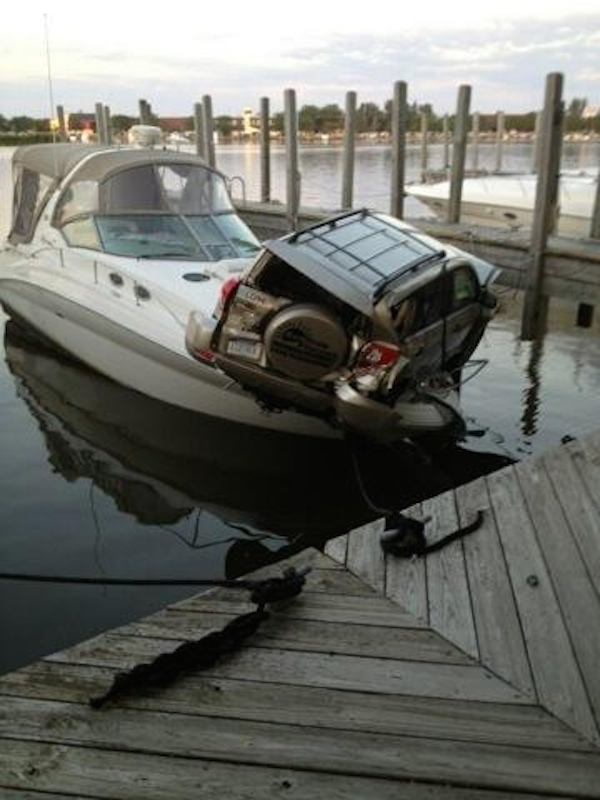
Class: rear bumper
185,309,466,443
333,382,463,443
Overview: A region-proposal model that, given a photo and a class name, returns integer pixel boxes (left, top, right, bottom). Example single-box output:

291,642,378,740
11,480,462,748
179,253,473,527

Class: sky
1,1,599,120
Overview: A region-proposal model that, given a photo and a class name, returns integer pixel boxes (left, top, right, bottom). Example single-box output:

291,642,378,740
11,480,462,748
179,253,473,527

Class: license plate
226,338,262,360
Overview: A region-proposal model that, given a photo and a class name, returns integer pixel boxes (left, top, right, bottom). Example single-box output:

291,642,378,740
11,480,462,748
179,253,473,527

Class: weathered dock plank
0,740,579,800
488,466,599,744
346,517,386,593
423,491,479,658
181,587,429,628
1,665,589,751
515,455,600,727
385,503,429,623
547,434,600,594
2,695,600,796
118,610,469,664
455,478,536,699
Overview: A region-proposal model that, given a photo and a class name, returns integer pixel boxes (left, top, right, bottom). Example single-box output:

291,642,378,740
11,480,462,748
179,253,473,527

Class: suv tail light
215,276,241,317
353,341,404,393
355,341,401,372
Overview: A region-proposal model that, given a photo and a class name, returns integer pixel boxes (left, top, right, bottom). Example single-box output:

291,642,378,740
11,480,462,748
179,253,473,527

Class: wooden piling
532,111,542,173
582,176,599,325
202,95,216,168
94,103,106,145
471,112,480,172
103,105,111,145
495,111,505,173
341,91,357,210
259,97,271,203
577,165,597,323
447,85,471,224
284,88,300,229
390,81,407,220
56,105,67,140
521,72,564,341
193,103,204,158
442,114,451,171
420,111,428,181
138,99,151,125
590,170,600,239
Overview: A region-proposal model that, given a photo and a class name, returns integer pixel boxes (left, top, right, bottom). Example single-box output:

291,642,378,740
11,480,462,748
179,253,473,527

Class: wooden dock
1,430,600,797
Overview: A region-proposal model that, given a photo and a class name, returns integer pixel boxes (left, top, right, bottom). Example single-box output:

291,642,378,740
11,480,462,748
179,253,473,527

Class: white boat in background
0,143,499,445
167,131,191,148
406,169,598,237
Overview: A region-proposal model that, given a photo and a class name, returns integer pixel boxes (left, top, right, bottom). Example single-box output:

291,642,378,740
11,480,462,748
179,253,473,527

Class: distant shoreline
2,131,600,148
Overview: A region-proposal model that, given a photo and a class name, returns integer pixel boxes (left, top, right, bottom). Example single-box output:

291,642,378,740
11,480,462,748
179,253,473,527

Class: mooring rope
346,432,485,559
0,565,310,708
87,564,310,709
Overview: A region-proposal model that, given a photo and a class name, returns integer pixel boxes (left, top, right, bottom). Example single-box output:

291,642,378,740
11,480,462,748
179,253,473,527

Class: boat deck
1,430,600,797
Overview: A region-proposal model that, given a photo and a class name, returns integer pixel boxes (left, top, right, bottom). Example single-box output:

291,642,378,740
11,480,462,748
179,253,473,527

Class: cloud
1,8,599,117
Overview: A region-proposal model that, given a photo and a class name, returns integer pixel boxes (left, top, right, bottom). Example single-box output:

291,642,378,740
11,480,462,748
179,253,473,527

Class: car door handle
109,272,124,287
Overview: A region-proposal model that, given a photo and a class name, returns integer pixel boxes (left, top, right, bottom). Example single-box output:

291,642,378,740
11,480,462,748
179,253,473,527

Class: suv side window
451,265,479,311
394,275,445,336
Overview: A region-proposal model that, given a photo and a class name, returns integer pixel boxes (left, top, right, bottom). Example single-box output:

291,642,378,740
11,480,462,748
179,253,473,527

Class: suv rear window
291,211,444,295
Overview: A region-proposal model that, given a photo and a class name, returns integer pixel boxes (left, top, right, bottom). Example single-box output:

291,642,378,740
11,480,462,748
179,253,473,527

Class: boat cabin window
8,166,54,244
99,166,168,212
95,214,203,258
54,181,98,226
52,161,260,260
61,217,101,250
158,164,232,214
185,214,260,259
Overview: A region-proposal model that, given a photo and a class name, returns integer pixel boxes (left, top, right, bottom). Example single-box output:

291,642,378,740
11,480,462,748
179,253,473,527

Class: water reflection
4,320,375,541
521,334,545,440
460,291,600,458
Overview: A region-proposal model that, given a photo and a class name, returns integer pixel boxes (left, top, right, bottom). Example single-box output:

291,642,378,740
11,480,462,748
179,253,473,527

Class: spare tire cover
264,304,348,380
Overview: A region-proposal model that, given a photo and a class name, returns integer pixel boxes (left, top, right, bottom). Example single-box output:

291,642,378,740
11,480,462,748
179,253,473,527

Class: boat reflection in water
4,321,366,552
5,319,514,576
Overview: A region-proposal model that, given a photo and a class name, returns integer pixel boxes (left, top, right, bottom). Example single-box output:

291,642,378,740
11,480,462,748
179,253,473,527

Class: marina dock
1,430,600,797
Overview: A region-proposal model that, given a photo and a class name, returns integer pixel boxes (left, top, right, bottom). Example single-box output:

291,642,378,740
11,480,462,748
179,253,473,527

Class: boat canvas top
9,143,216,184
7,144,228,247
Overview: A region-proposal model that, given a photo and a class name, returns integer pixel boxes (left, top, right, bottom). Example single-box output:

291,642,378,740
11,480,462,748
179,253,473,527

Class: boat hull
0,278,340,439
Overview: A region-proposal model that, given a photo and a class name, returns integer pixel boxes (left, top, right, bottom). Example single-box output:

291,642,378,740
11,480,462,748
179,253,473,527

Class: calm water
1,142,599,675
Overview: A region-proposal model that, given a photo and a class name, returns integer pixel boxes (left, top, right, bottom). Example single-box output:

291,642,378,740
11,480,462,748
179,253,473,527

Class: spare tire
264,304,348,381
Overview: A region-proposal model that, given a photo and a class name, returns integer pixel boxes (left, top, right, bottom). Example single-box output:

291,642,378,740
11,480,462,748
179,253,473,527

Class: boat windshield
53,161,260,261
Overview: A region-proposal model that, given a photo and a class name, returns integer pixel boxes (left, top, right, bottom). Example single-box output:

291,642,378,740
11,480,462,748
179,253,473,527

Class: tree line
1,97,598,140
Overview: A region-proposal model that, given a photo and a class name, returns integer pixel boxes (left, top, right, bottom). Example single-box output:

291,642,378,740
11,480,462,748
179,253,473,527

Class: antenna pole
43,14,57,142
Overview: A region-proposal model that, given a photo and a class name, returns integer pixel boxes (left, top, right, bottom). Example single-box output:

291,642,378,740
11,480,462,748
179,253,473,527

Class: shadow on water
1,319,513,672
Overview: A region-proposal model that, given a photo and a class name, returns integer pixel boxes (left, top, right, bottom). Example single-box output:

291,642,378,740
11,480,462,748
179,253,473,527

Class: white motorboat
406,170,598,237
0,143,499,443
